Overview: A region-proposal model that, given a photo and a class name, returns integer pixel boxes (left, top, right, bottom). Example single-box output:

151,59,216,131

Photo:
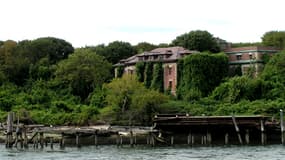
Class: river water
1,145,285,160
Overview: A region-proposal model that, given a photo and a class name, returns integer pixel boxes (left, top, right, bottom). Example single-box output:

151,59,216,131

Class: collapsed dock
153,114,281,145
2,112,285,148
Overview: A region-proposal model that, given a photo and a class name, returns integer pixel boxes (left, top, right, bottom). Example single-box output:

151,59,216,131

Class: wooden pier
1,114,158,149
2,112,284,148
153,114,281,145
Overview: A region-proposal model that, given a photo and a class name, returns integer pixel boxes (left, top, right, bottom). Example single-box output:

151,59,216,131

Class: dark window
168,67,172,75
236,55,242,60
154,55,158,60
249,54,253,59
168,81,172,89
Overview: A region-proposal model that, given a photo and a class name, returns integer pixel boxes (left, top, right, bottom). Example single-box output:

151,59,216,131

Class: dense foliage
150,62,164,92
55,48,112,100
177,53,228,100
1,30,285,126
172,30,220,52
262,31,285,49
87,41,136,64
102,75,169,125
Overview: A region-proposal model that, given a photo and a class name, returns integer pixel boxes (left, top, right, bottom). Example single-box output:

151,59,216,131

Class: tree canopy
134,42,156,53
172,30,220,52
262,31,285,49
55,48,112,100
88,41,135,64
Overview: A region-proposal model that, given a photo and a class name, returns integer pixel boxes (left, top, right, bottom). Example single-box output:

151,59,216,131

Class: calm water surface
0,145,285,160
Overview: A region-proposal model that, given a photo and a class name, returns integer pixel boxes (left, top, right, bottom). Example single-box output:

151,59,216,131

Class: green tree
103,75,168,125
96,41,135,64
134,42,156,53
55,48,112,100
172,30,220,52
262,31,285,49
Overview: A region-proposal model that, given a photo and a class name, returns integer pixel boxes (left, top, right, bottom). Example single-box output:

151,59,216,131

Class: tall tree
95,41,135,64
55,48,112,100
262,31,285,49
104,75,168,125
134,42,156,53
172,30,220,52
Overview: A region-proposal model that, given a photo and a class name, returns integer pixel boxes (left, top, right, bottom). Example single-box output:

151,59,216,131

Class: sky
1,0,285,47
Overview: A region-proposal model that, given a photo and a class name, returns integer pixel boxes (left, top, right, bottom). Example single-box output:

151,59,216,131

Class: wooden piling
116,134,120,147
134,134,137,146
191,135,195,145
94,131,98,147
130,131,134,147
120,135,123,146
170,135,174,146
59,132,65,149
245,129,250,145
232,115,243,145
76,133,80,147
225,133,229,145
207,131,212,145
260,120,266,145
50,137,54,149
40,132,44,148
187,132,192,145
6,112,13,148
280,109,285,145
23,126,28,148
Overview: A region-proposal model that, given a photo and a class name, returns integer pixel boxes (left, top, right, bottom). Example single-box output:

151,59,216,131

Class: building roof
224,46,280,53
115,46,199,66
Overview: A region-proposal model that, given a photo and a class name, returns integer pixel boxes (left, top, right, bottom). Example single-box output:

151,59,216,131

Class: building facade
115,47,199,94
225,46,280,76
116,46,280,94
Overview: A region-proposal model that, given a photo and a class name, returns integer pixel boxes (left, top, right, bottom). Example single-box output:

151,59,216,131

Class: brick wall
163,63,177,94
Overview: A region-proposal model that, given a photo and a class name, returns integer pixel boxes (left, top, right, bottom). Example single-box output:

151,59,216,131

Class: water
1,145,285,160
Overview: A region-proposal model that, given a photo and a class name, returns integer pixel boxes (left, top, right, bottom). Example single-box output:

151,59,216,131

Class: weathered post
280,109,285,145
6,112,13,148
116,134,120,147
50,137,54,149
191,134,195,146
225,133,229,145
60,132,65,149
15,115,21,148
76,132,80,148
134,134,137,146
207,131,212,145
23,126,28,148
187,132,192,145
232,115,243,145
94,130,98,147
245,129,250,145
260,119,266,145
170,135,174,146
40,132,44,149
151,134,155,147
130,130,134,147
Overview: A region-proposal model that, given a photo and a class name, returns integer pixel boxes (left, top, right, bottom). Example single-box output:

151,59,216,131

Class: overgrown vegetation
1,30,285,126
177,53,228,100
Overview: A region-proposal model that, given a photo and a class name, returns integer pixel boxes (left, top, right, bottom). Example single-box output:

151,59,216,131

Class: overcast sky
1,0,284,47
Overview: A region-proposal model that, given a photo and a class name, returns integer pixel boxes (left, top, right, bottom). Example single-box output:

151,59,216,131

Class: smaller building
115,47,199,94
225,46,280,76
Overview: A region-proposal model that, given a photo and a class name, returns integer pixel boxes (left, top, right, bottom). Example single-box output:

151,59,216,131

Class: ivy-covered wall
177,53,228,101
